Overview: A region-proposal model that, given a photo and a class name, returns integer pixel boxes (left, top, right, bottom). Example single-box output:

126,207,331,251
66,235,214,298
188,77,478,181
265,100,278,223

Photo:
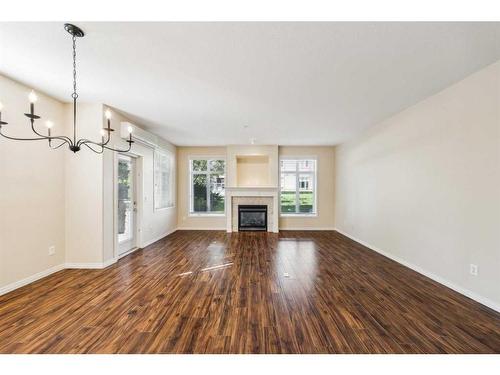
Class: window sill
280,213,318,218
189,212,226,217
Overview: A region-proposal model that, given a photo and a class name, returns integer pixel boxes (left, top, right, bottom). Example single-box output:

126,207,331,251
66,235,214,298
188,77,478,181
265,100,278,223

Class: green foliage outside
281,191,314,213
192,173,225,212
118,160,131,234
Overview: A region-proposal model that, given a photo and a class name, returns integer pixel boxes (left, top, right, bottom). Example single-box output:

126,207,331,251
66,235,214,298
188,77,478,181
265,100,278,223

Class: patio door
117,154,137,256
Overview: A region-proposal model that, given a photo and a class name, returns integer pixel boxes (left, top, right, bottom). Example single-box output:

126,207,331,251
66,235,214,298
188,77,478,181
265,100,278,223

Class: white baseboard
141,227,178,248
64,262,107,269
0,263,65,297
102,257,118,267
280,227,336,231
334,228,500,313
177,227,225,231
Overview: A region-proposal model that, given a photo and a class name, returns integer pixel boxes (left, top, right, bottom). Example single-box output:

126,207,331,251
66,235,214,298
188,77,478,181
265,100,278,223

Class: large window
154,149,174,210
190,158,225,214
280,158,316,214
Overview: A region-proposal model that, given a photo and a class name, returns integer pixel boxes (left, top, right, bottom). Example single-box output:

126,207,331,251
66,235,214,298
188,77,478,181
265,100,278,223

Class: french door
117,154,137,256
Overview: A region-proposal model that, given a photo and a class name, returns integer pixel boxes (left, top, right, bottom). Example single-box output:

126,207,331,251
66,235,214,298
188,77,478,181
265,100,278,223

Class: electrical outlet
48,246,56,256
470,264,478,276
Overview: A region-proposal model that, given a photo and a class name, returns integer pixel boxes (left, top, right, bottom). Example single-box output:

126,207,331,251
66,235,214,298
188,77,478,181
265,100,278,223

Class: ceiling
1,22,499,146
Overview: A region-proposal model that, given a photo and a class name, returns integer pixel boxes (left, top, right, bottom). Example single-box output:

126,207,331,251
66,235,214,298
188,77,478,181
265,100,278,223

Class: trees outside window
190,159,225,213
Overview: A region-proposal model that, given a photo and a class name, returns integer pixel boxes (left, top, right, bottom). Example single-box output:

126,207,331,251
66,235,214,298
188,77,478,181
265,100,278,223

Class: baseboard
65,262,107,269
0,263,65,297
280,227,336,231
141,227,178,248
102,257,118,267
177,227,225,231
334,228,500,313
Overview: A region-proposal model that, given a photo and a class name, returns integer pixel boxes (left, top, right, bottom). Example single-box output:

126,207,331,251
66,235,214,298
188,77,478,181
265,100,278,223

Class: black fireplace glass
238,205,267,231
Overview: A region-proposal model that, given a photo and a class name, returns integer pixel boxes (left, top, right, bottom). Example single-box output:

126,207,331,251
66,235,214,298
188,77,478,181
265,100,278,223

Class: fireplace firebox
238,205,267,231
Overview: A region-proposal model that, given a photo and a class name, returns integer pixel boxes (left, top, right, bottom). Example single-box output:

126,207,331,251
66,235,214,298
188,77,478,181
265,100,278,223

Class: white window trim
188,156,227,216
279,156,318,217
154,148,176,211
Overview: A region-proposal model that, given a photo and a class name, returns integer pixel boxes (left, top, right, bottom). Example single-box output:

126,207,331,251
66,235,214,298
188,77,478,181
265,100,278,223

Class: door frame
113,152,144,260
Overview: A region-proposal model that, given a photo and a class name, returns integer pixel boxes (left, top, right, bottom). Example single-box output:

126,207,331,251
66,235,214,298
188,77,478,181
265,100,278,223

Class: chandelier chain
72,35,78,100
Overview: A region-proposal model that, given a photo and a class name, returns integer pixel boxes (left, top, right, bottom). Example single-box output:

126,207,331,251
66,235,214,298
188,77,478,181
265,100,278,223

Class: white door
118,154,137,256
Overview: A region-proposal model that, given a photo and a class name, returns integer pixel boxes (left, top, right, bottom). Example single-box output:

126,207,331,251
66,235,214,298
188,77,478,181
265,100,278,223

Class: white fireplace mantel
225,186,279,233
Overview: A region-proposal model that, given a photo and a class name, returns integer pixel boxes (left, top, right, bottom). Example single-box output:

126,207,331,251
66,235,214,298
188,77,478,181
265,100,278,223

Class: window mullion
206,169,211,213
295,163,300,214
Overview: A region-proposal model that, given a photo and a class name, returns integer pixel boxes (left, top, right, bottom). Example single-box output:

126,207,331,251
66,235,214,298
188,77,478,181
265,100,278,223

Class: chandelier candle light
0,23,134,154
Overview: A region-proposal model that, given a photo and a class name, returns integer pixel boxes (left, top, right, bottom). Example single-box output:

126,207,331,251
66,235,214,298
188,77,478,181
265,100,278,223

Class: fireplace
238,205,267,231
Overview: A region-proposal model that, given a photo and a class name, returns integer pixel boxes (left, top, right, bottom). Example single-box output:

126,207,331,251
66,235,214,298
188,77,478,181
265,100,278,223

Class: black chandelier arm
80,142,104,154
49,138,70,150
29,118,74,145
78,136,134,153
102,140,134,153
0,127,53,142
76,132,111,148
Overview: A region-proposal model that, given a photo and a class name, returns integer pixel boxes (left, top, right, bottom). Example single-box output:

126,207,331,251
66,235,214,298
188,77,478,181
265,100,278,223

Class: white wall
0,75,66,290
335,61,500,311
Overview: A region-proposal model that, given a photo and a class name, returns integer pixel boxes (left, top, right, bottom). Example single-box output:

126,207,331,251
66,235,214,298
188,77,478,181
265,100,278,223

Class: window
190,158,225,214
154,149,174,210
280,158,316,214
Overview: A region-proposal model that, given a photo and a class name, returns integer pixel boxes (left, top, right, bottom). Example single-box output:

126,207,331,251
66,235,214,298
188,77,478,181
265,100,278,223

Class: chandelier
0,23,134,154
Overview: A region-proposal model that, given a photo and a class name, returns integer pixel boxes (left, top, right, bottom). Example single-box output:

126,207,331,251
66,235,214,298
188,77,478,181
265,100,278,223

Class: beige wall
176,145,335,230
0,75,66,290
279,146,336,230
64,103,104,266
236,156,270,187
227,145,278,187
335,61,500,310
177,146,227,229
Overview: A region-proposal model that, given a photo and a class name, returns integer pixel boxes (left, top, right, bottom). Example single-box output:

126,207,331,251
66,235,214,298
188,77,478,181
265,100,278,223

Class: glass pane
299,191,314,213
118,156,133,242
155,151,172,209
209,159,225,173
210,174,225,212
192,159,207,172
280,191,297,213
281,173,296,192
192,174,207,212
299,173,314,213
281,160,297,172
281,172,296,213
298,159,315,172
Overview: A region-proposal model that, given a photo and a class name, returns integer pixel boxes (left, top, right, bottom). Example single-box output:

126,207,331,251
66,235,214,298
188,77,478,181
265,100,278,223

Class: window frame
188,156,226,216
279,156,318,217
154,148,175,211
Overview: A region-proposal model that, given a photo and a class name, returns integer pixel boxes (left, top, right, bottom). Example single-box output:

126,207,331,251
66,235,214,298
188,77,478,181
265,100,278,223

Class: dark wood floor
0,230,499,353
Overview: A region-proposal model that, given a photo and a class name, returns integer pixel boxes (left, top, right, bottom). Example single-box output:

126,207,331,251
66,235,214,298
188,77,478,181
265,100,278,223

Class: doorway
117,154,137,256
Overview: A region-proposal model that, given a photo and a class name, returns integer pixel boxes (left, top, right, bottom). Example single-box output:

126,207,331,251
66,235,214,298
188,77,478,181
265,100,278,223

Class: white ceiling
1,22,499,146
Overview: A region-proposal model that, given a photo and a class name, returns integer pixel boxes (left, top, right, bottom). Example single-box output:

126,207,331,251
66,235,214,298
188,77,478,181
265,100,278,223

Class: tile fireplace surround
225,187,279,232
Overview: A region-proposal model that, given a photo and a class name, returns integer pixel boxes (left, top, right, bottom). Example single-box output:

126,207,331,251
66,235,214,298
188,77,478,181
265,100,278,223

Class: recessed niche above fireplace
238,205,268,231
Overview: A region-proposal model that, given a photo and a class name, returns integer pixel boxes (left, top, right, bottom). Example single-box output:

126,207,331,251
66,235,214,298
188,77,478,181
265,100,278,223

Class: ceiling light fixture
0,23,134,154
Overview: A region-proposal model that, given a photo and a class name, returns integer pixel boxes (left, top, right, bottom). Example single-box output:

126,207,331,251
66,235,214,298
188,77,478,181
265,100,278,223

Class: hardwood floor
0,230,499,353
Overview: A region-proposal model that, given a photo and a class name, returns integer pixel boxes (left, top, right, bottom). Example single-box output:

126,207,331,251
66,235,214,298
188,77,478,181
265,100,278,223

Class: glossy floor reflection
0,230,499,353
